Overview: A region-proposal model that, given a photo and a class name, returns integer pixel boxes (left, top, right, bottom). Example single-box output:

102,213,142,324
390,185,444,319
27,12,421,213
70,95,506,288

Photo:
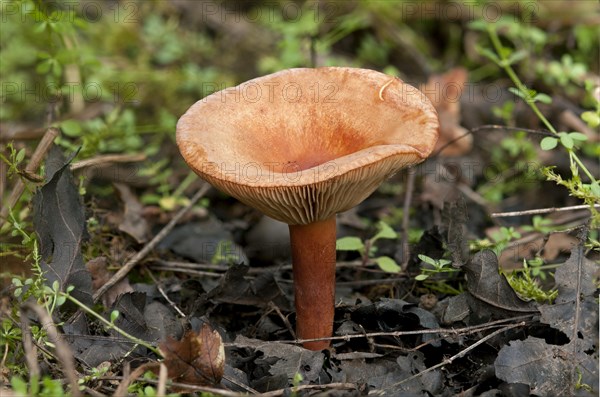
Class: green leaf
532,93,552,104
540,137,558,150
415,274,429,281
15,148,26,164
335,236,364,251
372,221,397,241
590,182,600,197
581,111,600,128
374,256,401,273
418,254,437,266
558,132,574,149
468,20,488,32
508,87,527,100
568,132,588,142
504,50,528,66
60,120,82,137
10,376,28,395
110,310,120,323
478,47,500,63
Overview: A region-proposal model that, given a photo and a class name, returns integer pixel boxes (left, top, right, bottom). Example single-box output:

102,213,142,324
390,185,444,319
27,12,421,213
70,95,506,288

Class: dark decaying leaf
495,336,598,396
338,351,442,394
464,250,538,314
110,292,160,342
33,146,92,306
158,218,248,265
62,292,178,367
440,200,470,266
160,323,225,387
230,336,324,390
205,264,290,309
350,299,441,346
114,182,150,244
436,293,470,324
86,256,133,308
539,246,598,351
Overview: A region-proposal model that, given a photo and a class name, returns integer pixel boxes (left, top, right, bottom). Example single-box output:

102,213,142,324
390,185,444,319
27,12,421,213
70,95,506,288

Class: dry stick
93,183,211,303
0,127,59,226
21,302,81,397
157,362,168,397
70,153,147,171
144,269,187,318
571,244,584,383
491,204,600,218
268,301,296,340
121,377,358,397
285,315,535,346
400,169,416,271
381,321,527,393
19,309,40,382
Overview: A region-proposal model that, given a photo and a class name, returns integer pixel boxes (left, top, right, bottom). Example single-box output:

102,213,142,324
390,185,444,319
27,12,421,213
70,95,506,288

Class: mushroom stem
289,216,337,350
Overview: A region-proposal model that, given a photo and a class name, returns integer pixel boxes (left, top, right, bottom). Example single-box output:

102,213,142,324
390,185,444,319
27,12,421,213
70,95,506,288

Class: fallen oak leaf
160,323,225,389
464,250,539,313
113,182,150,244
33,146,93,309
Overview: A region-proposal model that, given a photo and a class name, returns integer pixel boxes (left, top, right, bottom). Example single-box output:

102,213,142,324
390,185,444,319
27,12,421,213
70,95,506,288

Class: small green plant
415,254,458,281
126,371,181,397
521,215,554,234
336,221,401,272
472,226,523,256
505,259,557,303
478,130,541,203
472,21,600,225
290,372,304,397
11,375,69,397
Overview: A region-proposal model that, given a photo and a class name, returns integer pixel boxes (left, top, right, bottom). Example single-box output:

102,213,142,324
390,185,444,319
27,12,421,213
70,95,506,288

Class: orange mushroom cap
177,67,439,225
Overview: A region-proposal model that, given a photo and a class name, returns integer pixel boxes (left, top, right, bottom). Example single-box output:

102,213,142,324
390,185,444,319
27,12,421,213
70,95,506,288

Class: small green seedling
336,221,401,272
415,254,458,281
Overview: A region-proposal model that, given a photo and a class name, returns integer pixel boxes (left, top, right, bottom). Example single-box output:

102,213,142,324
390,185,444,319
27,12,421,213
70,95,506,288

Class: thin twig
379,321,526,393
108,376,358,397
93,183,210,303
491,204,600,218
280,315,534,346
268,301,296,340
0,127,59,226
469,124,553,136
19,309,40,382
157,362,167,397
70,153,146,170
144,268,187,318
21,302,81,397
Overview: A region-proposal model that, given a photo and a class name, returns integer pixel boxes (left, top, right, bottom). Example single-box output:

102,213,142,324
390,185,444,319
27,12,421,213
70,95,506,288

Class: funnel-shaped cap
177,67,439,225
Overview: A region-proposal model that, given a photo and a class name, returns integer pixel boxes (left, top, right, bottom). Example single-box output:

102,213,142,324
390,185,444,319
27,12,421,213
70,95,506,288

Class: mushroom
177,67,439,350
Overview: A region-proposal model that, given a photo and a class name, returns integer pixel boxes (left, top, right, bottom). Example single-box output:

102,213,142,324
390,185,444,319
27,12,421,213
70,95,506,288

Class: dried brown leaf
114,182,150,243
422,67,472,157
160,323,225,387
